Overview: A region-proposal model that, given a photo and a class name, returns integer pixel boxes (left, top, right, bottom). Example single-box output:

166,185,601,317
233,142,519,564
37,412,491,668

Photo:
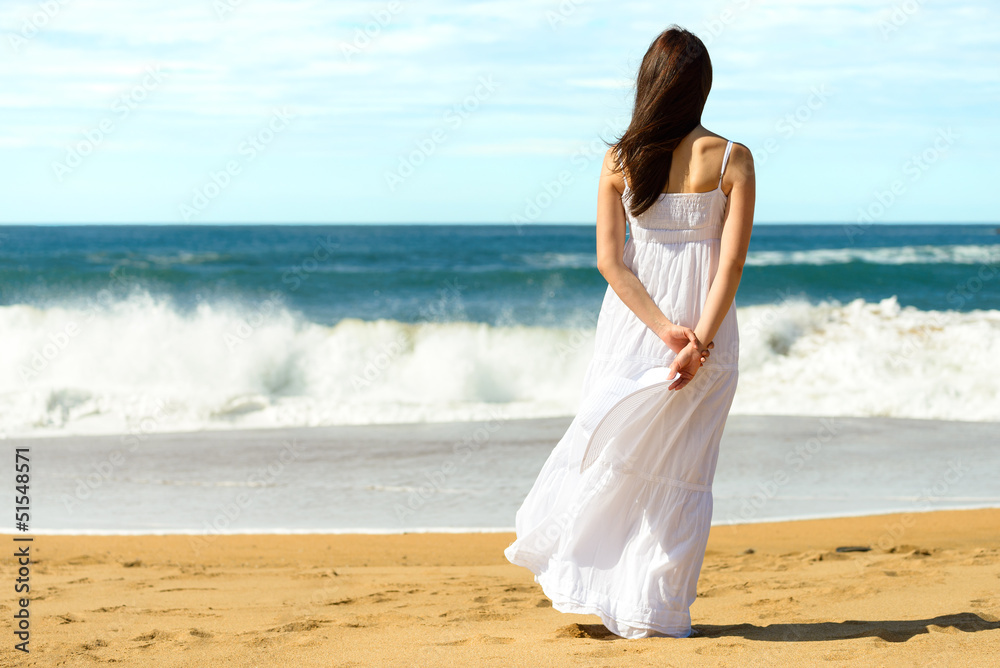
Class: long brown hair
611,26,713,217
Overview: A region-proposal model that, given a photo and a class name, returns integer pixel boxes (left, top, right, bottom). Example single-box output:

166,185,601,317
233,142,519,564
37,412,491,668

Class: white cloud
1,0,997,222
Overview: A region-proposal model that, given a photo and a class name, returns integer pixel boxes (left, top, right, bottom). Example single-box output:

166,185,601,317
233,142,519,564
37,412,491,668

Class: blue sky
1,0,997,224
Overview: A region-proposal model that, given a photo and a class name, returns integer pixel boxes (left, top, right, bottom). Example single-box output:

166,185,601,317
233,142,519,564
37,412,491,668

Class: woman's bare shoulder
602,146,627,194
691,131,731,155
726,142,755,179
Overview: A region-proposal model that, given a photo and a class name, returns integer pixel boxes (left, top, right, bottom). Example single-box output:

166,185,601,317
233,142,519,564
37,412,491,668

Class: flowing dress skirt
503,235,739,638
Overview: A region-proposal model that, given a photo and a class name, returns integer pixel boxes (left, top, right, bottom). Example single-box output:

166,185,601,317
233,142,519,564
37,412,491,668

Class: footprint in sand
962,549,998,565
503,585,535,593
744,596,797,608
359,591,399,604
131,629,176,645
694,641,746,656
803,550,850,562
267,620,327,633
325,597,355,606
439,609,514,622
699,581,753,597
822,648,861,661
65,555,106,566
969,597,1000,619
586,645,656,658
436,634,515,646
903,548,934,559
555,623,616,640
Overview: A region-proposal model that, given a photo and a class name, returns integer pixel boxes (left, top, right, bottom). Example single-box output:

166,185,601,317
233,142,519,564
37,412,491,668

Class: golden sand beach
2,508,997,667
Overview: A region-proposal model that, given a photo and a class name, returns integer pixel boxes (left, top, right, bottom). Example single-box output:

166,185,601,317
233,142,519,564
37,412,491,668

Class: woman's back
622,133,735,197
603,133,740,371
665,133,734,195
620,135,735,251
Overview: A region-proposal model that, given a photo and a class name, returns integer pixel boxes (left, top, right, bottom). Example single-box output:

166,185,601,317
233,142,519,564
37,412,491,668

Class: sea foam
2,293,997,438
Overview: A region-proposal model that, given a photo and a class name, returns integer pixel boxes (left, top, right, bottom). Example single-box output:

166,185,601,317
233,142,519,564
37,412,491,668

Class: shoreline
7,412,1000,442
8,501,1000,536
6,508,998,666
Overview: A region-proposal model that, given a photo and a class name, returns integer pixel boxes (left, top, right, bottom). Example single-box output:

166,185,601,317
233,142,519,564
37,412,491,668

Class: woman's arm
595,148,700,355
693,142,756,347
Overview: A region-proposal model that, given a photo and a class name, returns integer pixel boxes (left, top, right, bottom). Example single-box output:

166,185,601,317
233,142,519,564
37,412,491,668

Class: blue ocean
2,223,998,438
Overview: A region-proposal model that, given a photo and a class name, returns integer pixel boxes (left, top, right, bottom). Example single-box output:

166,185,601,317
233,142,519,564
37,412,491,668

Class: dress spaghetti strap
718,140,734,189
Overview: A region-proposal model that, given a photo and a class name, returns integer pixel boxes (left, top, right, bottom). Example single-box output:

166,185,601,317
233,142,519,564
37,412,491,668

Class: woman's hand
700,341,714,365
659,323,701,354
667,341,709,391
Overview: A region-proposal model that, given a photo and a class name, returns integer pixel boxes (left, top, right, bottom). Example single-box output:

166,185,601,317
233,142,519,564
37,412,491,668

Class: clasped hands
660,324,714,391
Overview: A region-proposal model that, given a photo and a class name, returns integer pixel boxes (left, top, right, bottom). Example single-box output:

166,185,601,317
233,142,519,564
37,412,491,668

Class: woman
504,26,755,639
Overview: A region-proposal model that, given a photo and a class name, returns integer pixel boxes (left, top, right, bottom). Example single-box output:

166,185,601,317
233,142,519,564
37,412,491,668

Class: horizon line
2,221,998,227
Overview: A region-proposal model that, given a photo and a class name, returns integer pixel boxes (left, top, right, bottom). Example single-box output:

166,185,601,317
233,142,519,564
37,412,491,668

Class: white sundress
504,140,740,639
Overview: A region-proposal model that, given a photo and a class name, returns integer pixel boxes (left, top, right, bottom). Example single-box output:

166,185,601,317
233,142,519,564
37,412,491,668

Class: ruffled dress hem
503,546,694,639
